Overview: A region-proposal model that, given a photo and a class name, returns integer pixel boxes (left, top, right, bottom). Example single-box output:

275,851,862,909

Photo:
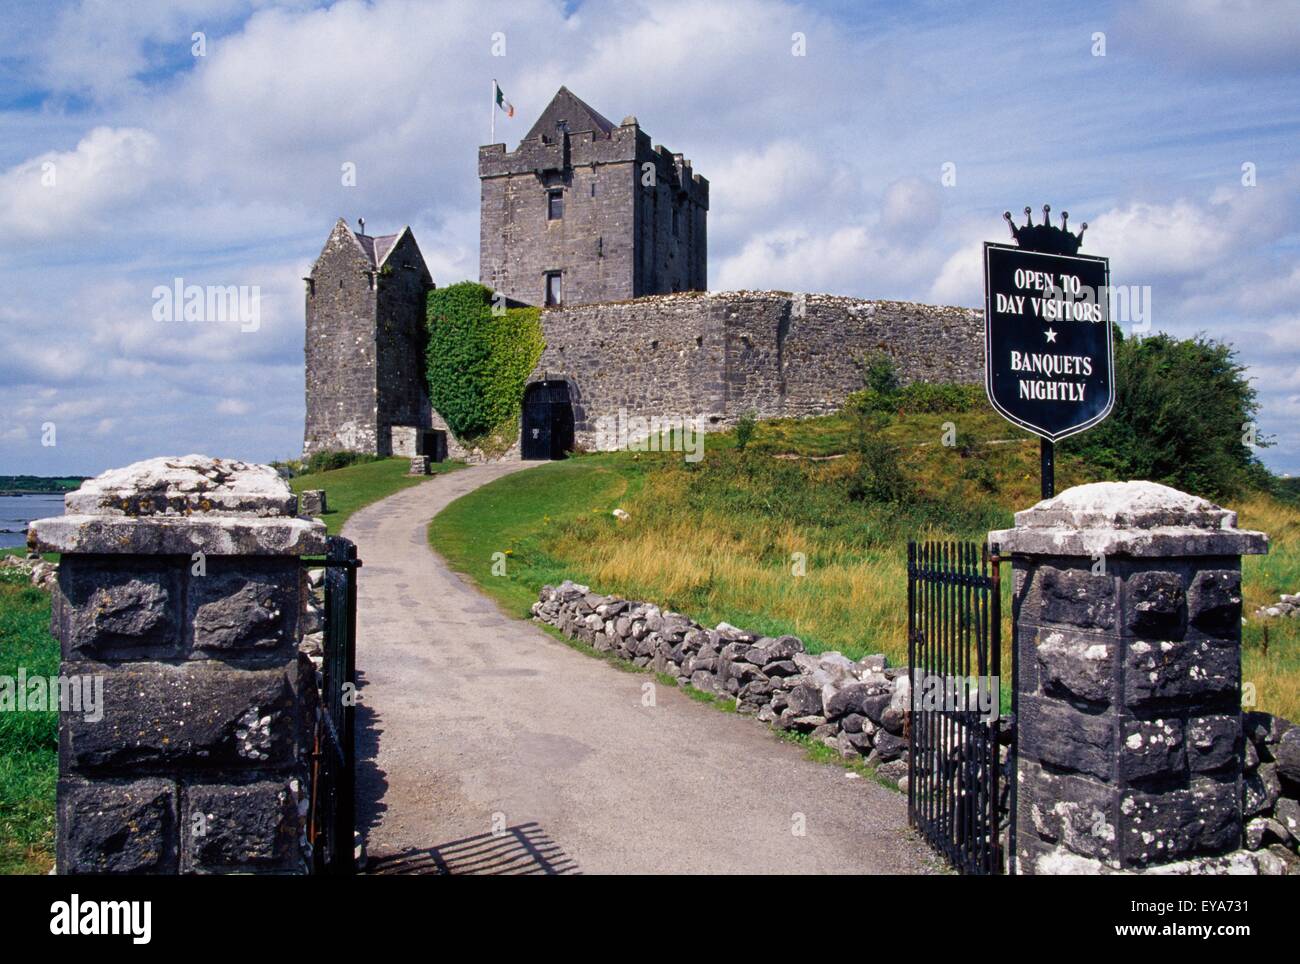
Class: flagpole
491,78,496,146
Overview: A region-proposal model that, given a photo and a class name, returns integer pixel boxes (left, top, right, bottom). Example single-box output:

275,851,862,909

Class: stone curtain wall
534,291,983,448
31,456,326,874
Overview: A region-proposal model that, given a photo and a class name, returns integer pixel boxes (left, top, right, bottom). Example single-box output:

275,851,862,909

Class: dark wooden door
521,382,573,460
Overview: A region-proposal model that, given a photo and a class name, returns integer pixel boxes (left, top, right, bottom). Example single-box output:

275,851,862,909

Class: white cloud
216,398,252,416
1,0,1299,474
928,239,983,308
1087,199,1234,280
0,127,159,239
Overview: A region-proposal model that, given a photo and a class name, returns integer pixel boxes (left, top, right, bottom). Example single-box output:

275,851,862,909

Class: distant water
0,493,66,550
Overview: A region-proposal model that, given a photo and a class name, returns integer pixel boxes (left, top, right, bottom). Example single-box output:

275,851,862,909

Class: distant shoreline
0,490,70,497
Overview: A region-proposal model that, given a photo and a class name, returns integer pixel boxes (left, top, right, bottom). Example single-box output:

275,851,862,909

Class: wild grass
1238,495,1300,720
430,411,1300,721
0,570,58,874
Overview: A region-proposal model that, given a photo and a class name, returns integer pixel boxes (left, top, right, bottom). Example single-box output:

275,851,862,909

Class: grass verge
290,456,465,536
0,571,58,874
428,413,1299,721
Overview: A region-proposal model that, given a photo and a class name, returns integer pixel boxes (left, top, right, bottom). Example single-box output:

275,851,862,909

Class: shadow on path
353,669,388,839
366,822,580,876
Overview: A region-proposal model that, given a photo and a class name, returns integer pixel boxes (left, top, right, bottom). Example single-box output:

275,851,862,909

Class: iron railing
906,540,1008,875
305,535,359,874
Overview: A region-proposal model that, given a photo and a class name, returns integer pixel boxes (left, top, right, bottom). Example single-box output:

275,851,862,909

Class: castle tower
479,86,708,307
303,218,433,456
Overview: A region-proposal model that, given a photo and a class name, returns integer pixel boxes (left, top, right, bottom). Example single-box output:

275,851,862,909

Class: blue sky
0,0,1297,477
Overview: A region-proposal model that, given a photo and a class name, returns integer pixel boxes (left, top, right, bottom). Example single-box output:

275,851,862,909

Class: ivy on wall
426,282,544,441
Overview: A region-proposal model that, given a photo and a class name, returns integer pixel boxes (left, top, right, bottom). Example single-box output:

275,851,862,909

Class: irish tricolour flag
494,81,514,118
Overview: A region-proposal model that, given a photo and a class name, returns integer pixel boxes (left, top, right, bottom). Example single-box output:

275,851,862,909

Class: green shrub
1061,329,1268,500
734,412,757,451
895,382,986,414
426,282,544,441
847,414,912,504
303,450,378,475
862,350,900,396
847,351,902,414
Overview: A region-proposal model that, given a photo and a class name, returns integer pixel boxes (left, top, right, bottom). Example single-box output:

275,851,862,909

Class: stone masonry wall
375,231,434,454
305,221,379,455
534,291,983,449
31,456,326,874
479,111,707,307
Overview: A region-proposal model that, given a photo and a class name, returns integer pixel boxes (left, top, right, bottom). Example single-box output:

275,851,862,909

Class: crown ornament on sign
1002,204,1087,256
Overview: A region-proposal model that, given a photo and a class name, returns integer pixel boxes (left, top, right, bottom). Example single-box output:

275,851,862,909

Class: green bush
1061,329,1268,500
847,351,902,414
426,283,544,441
734,412,757,452
302,450,378,475
895,382,986,414
846,352,986,417
847,414,913,504
862,350,900,396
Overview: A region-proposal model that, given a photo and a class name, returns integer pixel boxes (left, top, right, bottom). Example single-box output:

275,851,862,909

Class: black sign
983,243,1114,442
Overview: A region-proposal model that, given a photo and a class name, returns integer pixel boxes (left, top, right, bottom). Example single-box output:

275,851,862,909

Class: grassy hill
430,406,1300,721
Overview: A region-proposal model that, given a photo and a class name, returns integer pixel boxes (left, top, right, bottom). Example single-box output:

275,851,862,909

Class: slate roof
523,86,617,143
354,231,402,268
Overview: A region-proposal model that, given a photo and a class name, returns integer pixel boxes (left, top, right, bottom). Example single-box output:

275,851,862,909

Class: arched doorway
521,380,574,460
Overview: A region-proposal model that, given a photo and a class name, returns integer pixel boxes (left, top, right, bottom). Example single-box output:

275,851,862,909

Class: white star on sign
1044,328,1058,343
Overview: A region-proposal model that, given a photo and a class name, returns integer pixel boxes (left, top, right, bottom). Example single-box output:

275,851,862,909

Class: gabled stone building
303,218,433,456
478,87,708,307
302,89,982,462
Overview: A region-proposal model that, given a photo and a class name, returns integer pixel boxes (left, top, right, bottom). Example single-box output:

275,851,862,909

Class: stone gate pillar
990,481,1272,874
30,455,327,874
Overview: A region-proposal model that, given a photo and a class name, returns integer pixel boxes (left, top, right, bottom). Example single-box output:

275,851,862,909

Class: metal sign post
983,206,1114,500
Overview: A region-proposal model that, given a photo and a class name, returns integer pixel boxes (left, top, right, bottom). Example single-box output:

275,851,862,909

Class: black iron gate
521,380,574,460
307,535,360,874
906,540,1010,875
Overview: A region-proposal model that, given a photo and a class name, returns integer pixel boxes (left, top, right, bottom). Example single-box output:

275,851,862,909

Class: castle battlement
478,87,707,307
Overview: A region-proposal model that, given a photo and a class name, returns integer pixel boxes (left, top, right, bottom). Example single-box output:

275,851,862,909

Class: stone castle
304,88,982,459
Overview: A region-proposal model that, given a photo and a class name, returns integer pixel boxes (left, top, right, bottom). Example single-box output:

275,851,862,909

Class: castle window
545,271,563,306
590,182,596,197
547,190,564,220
